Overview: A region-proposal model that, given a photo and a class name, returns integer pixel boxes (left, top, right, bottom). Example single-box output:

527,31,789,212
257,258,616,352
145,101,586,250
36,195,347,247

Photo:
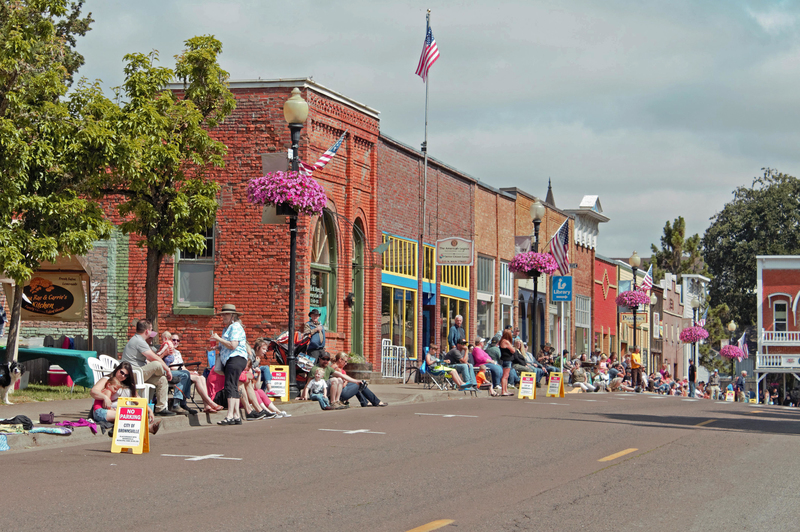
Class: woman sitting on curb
332,352,388,407
90,361,160,435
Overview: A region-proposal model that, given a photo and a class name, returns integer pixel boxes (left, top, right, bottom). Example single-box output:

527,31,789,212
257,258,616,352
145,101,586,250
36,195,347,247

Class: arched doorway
351,220,365,357
311,210,337,331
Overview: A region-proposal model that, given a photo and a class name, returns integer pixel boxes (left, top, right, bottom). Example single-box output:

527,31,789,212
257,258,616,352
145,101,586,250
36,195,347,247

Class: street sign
569,262,579,269
111,397,149,455
551,276,573,302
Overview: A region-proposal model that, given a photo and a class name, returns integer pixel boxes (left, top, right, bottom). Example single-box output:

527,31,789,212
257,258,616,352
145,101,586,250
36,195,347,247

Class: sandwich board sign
518,372,537,400
111,397,149,454
546,372,565,398
270,365,290,402
725,390,735,402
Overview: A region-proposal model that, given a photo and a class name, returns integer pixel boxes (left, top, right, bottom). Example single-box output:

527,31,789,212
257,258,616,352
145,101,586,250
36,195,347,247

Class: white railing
381,339,407,379
756,353,800,369
761,330,800,344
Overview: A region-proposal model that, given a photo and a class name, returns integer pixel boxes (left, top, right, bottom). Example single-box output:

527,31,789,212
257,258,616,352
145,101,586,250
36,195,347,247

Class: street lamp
691,297,700,366
727,320,737,378
283,87,308,398
530,199,545,353
629,251,641,351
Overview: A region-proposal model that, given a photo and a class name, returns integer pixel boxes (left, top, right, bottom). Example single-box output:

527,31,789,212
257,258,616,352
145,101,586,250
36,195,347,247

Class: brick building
658,272,685,378
593,255,618,356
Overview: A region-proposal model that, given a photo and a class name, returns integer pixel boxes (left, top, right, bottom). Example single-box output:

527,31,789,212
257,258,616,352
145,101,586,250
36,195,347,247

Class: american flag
548,220,570,275
697,306,707,328
737,332,749,358
299,131,347,178
415,23,440,82
641,264,653,291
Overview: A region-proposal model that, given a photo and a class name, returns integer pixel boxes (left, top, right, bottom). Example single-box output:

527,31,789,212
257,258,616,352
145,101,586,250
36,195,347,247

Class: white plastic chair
99,355,119,371
87,357,106,385
131,367,156,405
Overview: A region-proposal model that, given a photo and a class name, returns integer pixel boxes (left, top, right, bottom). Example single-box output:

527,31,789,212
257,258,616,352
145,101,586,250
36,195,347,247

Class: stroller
268,330,313,389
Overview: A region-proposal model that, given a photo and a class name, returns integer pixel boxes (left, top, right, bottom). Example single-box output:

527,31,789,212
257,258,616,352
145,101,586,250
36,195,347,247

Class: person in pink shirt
470,337,502,395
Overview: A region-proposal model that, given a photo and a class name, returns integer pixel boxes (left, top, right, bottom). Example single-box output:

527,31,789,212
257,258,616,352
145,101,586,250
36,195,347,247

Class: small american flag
641,264,653,291
737,332,749,358
415,23,440,82
697,306,707,327
299,131,347,177
549,220,570,275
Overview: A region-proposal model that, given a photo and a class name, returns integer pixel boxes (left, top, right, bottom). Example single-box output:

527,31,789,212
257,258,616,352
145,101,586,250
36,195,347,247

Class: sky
75,0,800,257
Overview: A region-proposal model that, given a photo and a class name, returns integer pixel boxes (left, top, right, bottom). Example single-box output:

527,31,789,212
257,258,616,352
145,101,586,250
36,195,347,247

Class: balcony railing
761,330,800,345
756,353,800,370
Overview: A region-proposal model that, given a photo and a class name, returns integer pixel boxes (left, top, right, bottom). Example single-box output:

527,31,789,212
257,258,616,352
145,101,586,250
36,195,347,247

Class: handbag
214,353,224,375
39,412,55,424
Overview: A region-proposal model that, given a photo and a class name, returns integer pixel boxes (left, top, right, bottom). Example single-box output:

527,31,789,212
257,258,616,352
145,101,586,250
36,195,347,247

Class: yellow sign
270,365,290,402
725,390,735,402
749,398,757,404
546,372,565,398
111,397,149,454
517,372,537,400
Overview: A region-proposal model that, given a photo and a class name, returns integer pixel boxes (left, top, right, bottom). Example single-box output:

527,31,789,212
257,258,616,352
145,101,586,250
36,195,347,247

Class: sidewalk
0,382,484,453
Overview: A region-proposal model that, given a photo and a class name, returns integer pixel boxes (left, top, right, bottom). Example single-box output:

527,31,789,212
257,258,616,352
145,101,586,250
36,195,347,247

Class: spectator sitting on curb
425,345,467,388
303,354,346,409
470,337,501,396
444,339,477,389
307,369,334,410
333,352,388,407
252,339,276,396
170,333,222,414
90,361,160,435
571,362,596,392
120,319,177,417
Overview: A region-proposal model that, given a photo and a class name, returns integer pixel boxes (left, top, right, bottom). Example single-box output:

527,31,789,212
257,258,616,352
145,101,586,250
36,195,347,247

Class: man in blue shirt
447,314,465,350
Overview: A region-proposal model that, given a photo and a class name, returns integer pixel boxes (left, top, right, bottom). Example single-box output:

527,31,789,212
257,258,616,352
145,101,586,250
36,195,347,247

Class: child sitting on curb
307,369,334,410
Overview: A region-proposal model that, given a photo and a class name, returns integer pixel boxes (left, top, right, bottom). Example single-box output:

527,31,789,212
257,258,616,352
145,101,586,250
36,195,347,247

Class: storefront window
441,296,468,352
311,211,337,331
477,300,492,340
502,304,512,331
381,285,417,359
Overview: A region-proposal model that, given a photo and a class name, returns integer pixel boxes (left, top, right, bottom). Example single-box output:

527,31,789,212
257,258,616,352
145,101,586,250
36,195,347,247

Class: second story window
175,225,215,309
774,301,788,332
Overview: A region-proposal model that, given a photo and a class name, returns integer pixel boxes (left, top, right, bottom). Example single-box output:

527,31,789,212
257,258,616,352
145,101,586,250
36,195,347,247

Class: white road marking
318,428,386,435
682,399,698,402
162,454,242,461
576,399,606,402
415,413,478,418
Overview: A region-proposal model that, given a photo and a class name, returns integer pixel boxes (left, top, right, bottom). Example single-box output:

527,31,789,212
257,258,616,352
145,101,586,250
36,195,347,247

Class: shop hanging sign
3,273,86,322
620,313,647,325
110,397,149,454
270,365,290,402
436,237,474,266
517,372,537,400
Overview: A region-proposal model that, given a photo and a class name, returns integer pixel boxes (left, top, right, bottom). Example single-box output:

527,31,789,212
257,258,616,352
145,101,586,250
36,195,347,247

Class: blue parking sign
551,276,572,302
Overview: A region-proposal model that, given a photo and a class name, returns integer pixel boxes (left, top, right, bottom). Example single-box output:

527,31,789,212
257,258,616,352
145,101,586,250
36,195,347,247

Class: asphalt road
3,392,798,531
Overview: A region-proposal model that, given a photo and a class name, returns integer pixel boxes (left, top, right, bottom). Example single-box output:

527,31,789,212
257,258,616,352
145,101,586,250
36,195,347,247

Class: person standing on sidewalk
121,320,177,417
708,369,721,400
448,315,466,350
630,347,643,391
688,359,697,398
734,370,747,402
211,304,249,426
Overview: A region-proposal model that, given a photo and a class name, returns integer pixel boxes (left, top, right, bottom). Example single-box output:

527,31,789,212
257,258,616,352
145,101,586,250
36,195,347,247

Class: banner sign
270,365,290,402
436,237,474,266
3,273,86,322
111,397,149,454
518,372,537,400
551,276,573,302
546,372,565,398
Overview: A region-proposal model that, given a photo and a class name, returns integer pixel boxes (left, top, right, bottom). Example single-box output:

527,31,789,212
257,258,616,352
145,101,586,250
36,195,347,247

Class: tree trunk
5,284,24,363
146,246,163,332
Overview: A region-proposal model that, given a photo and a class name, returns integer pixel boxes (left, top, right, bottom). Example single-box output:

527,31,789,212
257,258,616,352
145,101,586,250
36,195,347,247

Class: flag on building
641,264,653,291
697,306,707,328
415,22,440,82
299,131,347,177
737,332,749,357
549,220,570,275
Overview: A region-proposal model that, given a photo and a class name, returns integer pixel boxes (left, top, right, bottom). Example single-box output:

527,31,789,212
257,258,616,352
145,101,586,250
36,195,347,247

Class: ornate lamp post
629,251,641,350
530,199,545,353
691,297,700,366
727,320,736,378
283,87,309,397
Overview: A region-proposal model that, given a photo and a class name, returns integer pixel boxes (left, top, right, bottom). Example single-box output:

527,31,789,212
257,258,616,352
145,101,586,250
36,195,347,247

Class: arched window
311,210,337,331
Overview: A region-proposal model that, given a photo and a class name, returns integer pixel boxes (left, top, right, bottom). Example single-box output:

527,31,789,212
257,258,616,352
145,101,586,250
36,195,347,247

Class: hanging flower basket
615,289,651,308
509,252,558,277
720,344,747,361
679,326,709,344
247,171,327,216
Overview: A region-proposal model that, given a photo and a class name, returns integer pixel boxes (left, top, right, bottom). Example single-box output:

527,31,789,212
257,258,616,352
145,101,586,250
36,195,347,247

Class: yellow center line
696,419,716,426
598,448,638,462
406,520,455,532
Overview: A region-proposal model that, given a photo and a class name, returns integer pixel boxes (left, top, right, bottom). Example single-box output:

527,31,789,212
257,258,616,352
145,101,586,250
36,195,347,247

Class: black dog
0,361,25,405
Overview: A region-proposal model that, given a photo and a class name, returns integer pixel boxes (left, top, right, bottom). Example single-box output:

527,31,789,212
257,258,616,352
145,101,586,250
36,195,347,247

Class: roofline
380,133,478,186
595,253,618,266
681,273,711,282
499,187,574,218
564,208,610,223
167,77,381,120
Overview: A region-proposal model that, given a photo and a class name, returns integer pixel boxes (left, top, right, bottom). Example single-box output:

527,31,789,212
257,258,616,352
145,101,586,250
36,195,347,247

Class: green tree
0,1,112,361
703,168,800,326
698,303,733,373
94,36,236,329
649,216,707,283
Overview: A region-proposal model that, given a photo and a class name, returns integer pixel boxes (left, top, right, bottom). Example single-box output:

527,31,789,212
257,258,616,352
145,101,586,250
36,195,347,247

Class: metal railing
761,330,800,344
381,338,407,379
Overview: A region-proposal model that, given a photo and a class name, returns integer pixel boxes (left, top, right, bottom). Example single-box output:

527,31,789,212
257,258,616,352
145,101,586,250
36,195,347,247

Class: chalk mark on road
162,454,242,461
319,429,386,435
416,413,478,418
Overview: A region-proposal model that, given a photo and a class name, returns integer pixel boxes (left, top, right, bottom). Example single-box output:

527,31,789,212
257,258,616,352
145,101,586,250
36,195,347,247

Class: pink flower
679,326,709,344
247,171,327,216
508,252,559,275
720,344,746,361
615,289,651,308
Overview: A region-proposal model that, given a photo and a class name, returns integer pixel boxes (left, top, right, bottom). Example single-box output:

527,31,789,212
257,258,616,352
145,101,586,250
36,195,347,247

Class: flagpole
420,9,430,356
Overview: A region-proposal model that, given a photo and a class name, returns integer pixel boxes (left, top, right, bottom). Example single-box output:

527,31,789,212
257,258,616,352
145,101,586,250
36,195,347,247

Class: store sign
620,313,647,324
551,276,572,302
3,273,86,322
436,237,474,266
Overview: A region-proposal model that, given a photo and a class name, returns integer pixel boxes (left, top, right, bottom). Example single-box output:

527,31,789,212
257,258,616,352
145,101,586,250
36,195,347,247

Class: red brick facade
593,256,618,355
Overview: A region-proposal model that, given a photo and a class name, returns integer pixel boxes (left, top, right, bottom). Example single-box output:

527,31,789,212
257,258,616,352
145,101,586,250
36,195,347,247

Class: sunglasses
172,338,180,343
118,370,129,378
